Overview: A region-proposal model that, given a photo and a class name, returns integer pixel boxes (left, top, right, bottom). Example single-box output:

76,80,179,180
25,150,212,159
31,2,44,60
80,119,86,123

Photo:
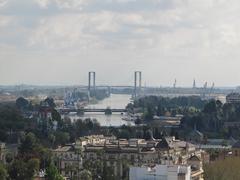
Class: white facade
226,93,240,104
129,165,191,180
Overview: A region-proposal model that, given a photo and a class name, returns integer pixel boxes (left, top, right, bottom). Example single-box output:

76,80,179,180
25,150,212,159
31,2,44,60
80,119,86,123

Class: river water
67,94,135,127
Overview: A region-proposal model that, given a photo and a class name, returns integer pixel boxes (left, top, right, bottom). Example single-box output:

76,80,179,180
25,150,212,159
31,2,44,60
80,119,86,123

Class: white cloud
35,0,89,9
2,0,240,85
35,0,50,8
29,14,101,49
55,0,88,9
0,0,8,7
0,16,12,27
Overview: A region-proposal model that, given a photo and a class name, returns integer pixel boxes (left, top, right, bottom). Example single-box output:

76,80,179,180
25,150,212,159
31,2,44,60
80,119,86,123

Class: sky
0,0,240,87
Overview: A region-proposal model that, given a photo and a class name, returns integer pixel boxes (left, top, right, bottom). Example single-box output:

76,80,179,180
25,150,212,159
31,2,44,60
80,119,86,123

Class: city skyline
0,0,240,86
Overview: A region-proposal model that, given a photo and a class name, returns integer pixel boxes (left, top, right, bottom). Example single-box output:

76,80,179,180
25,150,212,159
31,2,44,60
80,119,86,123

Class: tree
26,158,40,178
54,132,70,145
203,100,217,114
143,106,154,121
79,170,92,180
44,97,56,108
8,159,40,180
0,163,8,180
48,133,56,147
19,132,37,155
52,109,61,122
0,105,28,142
204,157,240,180
16,97,29,110
46,163,64,180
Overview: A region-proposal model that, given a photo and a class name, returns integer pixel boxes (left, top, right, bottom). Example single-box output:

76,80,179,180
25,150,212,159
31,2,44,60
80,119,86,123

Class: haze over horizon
0,0,240,87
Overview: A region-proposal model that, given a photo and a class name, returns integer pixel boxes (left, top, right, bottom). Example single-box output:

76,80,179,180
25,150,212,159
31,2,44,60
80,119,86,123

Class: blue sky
0,0,240,87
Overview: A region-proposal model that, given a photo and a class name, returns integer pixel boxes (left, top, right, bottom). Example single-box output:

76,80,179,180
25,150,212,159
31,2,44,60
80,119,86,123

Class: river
67,94,135,127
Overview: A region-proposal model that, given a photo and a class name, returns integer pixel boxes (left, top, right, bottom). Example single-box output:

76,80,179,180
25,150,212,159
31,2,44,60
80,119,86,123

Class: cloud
28,8,184,50
0,0,8,7
35,0,50,8
4,0,240,53
1,0,240,86
0,15,12,27
35,0,89,9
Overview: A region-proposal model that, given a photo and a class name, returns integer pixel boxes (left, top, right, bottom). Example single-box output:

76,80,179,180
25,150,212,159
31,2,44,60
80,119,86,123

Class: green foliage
83,159,103,179
0,105,29,142
46,163,64,180
52,109,61,121
54,131,70,145
8,158,40,180
204,157,240,180
64,118,101,139
134,95,206,111
17,132,52,170
19,132,37,155
51,109,63,127
181,100,240,137
44,97,56,108
131,96,207,122
16,97,29,110
0,163,8,180
79,169,92,180
143,106,154,121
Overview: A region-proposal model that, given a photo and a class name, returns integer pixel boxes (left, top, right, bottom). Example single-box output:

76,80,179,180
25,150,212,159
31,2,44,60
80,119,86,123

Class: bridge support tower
134,71,142,99
88,71,96,97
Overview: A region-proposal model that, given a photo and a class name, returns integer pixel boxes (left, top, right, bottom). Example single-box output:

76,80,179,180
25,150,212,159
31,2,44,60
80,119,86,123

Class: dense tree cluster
130,96,240,138
61,118,101,141
0,104,31,142
3,132,63,180
204,157,240,180
181,100,240,138
128,96,206,121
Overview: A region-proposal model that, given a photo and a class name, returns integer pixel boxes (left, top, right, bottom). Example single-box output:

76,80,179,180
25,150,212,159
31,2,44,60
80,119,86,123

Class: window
131,155,135,161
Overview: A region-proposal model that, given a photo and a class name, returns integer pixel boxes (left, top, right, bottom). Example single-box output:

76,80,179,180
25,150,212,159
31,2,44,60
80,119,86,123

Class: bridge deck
58,108,126,113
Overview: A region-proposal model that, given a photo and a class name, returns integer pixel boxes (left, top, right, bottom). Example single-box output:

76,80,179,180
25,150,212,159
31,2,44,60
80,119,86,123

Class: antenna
209,82,215,96
193,79,196,88
173,79,177,88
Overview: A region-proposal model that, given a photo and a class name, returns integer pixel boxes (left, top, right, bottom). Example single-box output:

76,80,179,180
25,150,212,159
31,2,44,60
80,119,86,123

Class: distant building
226,93,240,104
52,144,82,179
187,155,204,180
152,116,182,128
81,135,204,179
37,101,55,132
129,164,191,180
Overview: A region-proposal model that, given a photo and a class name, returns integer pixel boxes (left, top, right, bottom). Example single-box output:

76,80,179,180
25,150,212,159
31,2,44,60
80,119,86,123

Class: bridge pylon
88,71,96,98
134,71,142,99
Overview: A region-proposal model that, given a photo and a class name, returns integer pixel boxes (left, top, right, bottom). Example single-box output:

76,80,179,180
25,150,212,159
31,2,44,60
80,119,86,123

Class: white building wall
129,165,191,180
